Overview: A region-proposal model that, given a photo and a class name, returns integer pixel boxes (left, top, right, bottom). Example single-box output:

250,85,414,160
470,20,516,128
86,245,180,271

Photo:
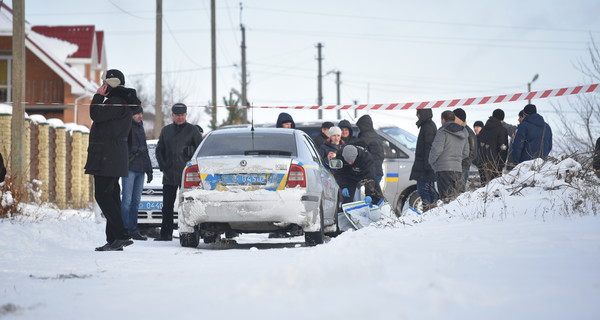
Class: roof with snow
31,25,96,59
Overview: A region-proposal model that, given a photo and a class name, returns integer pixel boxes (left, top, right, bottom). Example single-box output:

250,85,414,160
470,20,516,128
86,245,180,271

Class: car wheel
325,196,341,237
398,189,422,216
180,230,200,248
305,203,325,246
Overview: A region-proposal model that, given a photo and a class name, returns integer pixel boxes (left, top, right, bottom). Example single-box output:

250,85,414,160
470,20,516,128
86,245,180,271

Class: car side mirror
329,159,343,169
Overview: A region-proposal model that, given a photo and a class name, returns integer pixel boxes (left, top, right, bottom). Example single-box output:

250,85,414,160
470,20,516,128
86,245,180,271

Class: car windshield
379,127,417,152
197,132,297,157
147,142,160,169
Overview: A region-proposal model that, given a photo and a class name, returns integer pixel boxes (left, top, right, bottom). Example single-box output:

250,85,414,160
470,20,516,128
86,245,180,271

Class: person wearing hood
85,69,141,251
428,111,469,202
409,108,438,209
354,115,384,182
338,119,357,145
276,112,295,128
155,103,203,241
476,109,509,184
511,104,552,164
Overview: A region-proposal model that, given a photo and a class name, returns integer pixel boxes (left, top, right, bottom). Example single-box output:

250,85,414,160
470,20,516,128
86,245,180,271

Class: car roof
209,127,298,136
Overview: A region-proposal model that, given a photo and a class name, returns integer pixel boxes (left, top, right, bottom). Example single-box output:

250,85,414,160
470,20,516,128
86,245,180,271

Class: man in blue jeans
121,107,153,240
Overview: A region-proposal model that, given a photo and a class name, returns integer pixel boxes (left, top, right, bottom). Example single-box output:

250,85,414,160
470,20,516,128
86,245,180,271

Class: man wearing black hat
511,104,552,164
121,107,153,241
155,103,203,241
85,69,141,251
313,121,334,148
476,108,509,184
453,108,477,191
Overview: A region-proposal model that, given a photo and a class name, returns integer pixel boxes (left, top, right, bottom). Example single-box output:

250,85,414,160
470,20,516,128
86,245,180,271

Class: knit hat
473,120,484,128
328,126,342,137
518,110,525,117
524,104,537,115
172,103,187,114
492,109,505,121
104,69,125,87
453,108,466,122
342,145,358,163
132,106,143,115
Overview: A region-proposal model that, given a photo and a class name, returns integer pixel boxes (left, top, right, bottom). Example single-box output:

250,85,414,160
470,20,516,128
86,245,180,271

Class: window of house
0,57,11,102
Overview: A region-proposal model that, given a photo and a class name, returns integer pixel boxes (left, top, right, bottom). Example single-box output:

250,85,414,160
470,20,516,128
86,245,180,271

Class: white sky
14,0,600,131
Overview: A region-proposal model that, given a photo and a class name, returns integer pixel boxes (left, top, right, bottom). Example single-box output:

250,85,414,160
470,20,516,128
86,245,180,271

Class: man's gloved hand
364,196,372,204
341,188,349,198
146,171,153,183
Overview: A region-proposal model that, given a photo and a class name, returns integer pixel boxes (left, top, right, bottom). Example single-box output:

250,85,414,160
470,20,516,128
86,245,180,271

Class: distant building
0,2,106,128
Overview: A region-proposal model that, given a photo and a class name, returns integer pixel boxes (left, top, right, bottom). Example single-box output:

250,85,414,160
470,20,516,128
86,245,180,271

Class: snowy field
1,158,599,320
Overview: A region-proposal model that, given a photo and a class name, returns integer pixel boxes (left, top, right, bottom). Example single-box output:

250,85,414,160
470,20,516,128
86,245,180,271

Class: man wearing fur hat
85,69,141,251
511,104,553,164
476,109,509,184
121,107,153,241
155,103,203,241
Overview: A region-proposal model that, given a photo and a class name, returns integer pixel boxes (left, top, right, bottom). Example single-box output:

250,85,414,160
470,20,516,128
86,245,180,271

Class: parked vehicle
177,128,340,247
137,139,178,228
294,121,421,214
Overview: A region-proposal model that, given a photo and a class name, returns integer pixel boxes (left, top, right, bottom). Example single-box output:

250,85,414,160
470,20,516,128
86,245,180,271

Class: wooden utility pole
335,70,341,119
11,0,25,183
316,43,323,120
240,4,248,123
154,0,163,138
211,0,217,126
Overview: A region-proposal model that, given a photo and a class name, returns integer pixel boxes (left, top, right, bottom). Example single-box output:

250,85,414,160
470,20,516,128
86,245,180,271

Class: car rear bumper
178,188,321,233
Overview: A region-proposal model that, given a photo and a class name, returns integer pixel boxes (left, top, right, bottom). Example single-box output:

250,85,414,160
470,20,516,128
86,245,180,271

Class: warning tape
3,83,598,110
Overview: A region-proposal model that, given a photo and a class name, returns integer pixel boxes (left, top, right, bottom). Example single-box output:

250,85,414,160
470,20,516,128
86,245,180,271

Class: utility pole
335,70,341,119
527,73,539,105
240,3,248,123
316,43,323,120
211,0,217,127
154,0,163,138
11,0,25,184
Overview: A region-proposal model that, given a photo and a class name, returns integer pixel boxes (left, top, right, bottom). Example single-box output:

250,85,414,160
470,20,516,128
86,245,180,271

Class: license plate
139,201,163,210
221,174,267,185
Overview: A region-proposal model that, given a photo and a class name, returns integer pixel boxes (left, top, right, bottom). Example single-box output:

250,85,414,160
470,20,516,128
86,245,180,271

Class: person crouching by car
121,107,153,241
154,103,203,241
337,145,383,205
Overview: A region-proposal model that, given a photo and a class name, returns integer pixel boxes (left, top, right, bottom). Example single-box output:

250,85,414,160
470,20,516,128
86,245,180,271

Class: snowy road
1,208,599,320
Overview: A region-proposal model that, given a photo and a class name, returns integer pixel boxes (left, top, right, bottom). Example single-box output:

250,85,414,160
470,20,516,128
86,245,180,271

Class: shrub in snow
0,174,24,218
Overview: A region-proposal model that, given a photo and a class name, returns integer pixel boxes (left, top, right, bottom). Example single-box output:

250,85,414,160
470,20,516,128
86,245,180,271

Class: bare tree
552,36,600,164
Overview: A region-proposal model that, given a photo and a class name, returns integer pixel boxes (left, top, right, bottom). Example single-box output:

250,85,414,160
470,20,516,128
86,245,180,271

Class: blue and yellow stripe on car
386,173,399,182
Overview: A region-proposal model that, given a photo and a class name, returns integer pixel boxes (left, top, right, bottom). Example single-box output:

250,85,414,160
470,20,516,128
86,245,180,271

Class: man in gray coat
428,110,470,202
155,103,203,241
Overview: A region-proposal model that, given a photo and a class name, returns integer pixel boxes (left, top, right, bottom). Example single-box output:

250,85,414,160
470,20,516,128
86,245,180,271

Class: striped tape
3,83,598,110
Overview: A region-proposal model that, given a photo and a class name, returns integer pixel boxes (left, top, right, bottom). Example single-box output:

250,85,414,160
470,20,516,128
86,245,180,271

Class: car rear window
197,132,298,157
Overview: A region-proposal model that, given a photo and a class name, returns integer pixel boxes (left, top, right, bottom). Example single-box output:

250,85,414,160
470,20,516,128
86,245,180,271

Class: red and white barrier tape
3,83,598,110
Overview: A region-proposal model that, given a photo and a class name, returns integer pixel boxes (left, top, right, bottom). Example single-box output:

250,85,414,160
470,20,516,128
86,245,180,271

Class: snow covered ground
1,158,599,320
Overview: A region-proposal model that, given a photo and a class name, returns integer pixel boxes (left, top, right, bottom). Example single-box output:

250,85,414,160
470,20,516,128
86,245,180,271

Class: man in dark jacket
313,121,334,148
354,115,384,182
429,111,469,202
276,112,295,128
85,69,140,251
338,119,357,145
453,108,477,191
337,145,383,205
121,107,153,241
593,137,600,178
511,104,552,164
155,103,203,241
409,109,438,209
477,109,509,184
0,151,5,183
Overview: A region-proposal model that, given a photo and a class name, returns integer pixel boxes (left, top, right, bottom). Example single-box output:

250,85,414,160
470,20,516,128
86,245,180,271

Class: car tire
325,195,341,238
180,231,200,248
305,203,325,246
398,189,422,216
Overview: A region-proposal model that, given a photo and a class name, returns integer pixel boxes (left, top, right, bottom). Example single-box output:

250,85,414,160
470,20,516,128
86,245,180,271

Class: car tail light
183,164,202,188
286,164,306,188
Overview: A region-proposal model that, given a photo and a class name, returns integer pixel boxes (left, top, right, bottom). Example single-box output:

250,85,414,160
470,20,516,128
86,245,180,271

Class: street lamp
527,74,539,104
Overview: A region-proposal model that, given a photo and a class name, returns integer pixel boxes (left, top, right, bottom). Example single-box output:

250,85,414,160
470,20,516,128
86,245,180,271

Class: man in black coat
337,145,383,205
477,109,509,184
0,151,5,183
593,137,600,179
409,108,438,209
84,69,140,251
453,108,477,191
155,103,203,241
313,121,334,148
354,115,384,182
